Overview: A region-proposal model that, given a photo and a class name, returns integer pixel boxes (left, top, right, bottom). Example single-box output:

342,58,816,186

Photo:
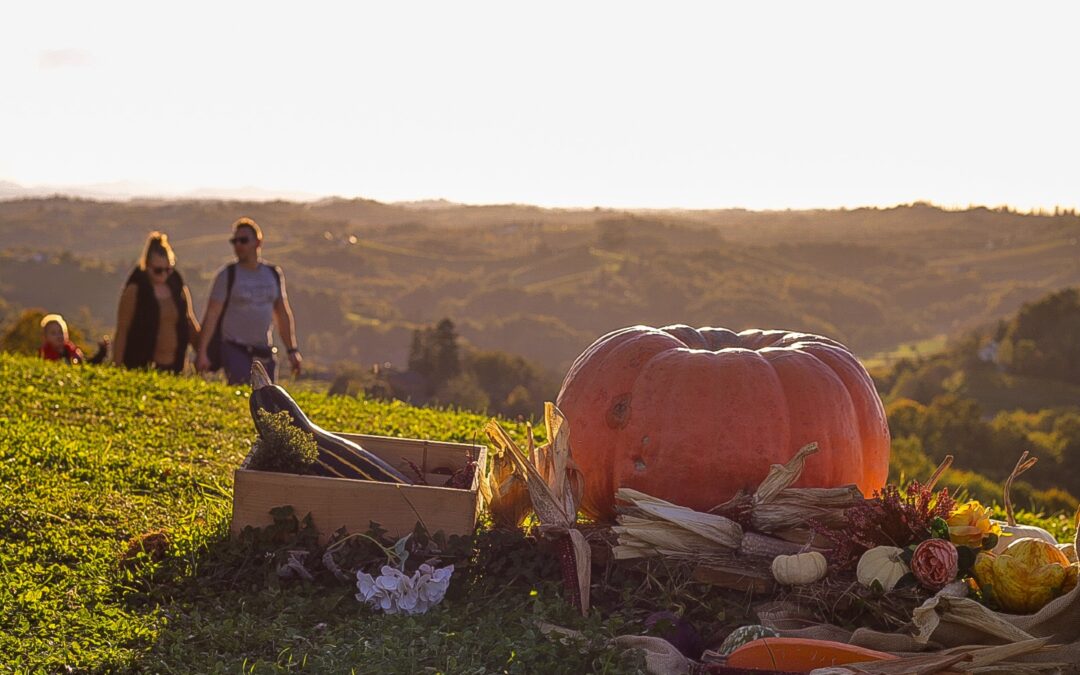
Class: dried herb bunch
248,409,319,474
814,479,956,570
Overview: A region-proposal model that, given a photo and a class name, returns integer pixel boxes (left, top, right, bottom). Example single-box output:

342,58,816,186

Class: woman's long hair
138,231,177,271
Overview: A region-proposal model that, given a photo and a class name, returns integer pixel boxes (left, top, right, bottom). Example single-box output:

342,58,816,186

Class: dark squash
249,362,411,484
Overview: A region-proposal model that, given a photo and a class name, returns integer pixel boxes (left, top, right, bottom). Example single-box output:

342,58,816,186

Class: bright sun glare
1,1,1078,211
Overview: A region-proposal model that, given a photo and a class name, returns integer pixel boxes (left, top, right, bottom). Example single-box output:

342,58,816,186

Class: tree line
328,318,561,420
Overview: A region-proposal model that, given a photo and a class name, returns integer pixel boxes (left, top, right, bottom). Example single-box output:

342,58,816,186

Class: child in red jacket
38,314,108,364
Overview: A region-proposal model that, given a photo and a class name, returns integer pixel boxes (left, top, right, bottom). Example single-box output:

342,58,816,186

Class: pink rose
911,539,959,591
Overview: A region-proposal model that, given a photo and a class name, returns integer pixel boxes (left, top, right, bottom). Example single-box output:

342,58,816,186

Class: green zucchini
249,362,412,484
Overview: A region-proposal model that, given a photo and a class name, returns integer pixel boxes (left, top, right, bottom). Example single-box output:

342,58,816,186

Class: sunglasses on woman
229,236,252,245
150,265,173,275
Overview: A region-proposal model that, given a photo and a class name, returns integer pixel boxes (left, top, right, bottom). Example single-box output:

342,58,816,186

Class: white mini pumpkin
856,546,908,592
991,520,1058,554
771,551,827,585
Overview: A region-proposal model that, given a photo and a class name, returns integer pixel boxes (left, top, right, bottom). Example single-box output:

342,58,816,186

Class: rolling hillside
2,198,1079,375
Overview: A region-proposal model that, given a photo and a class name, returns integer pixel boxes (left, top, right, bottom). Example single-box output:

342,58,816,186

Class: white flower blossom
355,563,454,615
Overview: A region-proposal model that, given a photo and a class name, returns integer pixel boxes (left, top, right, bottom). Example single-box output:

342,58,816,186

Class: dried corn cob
737,531,810,559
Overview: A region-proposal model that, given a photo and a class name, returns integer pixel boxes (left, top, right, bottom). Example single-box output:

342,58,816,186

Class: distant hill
2,197,1079,377
875,287,1080,413
874,288,1080,506
0,179,321,203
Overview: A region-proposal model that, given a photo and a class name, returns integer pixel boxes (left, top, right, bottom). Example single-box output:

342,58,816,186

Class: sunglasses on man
229,236,253,245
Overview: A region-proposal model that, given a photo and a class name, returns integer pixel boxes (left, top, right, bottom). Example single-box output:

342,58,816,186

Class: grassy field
6,354,1074,673
0,354,663,673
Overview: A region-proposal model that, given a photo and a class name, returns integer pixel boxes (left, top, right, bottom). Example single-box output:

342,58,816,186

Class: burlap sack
611,635,691,675
766,582,1080,672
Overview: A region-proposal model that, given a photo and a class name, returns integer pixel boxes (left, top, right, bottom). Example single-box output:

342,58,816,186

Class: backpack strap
207,263,237,373
221,263,237,316
261,262,282,297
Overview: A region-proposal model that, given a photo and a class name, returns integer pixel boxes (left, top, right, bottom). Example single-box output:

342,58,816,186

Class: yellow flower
947,500,1001,548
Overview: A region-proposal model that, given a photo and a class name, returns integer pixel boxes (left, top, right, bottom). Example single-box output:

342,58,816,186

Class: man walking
196,217,302,384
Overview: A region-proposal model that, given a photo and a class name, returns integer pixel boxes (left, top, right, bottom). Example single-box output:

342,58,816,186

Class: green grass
0,354,666,673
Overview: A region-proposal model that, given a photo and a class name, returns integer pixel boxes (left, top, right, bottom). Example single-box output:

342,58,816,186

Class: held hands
191,347,299,376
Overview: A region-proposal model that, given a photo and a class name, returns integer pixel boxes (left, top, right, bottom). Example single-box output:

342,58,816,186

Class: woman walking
112,232,200,373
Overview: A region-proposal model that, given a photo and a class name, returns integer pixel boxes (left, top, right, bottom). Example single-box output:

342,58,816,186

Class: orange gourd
726,637,897,670
556,325,890,520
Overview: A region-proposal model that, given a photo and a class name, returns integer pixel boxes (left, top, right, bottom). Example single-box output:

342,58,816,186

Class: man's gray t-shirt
209,263,281,347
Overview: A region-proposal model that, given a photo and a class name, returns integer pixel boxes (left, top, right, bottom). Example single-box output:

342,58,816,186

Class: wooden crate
231,433,486,541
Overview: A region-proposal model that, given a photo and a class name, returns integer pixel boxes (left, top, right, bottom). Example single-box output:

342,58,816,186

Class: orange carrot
726,637,898,671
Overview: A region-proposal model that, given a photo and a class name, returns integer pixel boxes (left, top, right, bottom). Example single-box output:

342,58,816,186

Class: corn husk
912,582,1036,645
482,403,590,613
481,403,586,529
712,442,864,534
834,638,1055,674
752,442,863,532
478,421,532,528
612,444,855,561
753,442,821,505
613,488,743,561
751,485,863,532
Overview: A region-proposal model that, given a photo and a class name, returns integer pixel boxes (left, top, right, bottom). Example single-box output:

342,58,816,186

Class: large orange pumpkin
556,325,890,521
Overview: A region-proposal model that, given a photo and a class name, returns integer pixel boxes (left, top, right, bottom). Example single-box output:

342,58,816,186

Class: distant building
385,369,429,403
978,339,1000,364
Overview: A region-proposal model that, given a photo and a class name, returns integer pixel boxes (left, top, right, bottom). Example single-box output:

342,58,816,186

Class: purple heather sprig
813,478,956,570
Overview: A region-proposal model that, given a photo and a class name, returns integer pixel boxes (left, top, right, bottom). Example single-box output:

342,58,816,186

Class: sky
2,1,1078,210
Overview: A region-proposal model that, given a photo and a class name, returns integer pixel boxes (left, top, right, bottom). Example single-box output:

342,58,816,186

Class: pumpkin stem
925,454,953,492
1004,451,1038,527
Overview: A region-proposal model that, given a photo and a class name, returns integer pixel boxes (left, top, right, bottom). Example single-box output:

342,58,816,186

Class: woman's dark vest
121,267,190,373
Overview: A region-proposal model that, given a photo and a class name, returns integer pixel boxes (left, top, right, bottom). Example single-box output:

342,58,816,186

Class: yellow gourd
1064,563,1079,595
974,537,1071,613
856,546,908,592
771,551,827,585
